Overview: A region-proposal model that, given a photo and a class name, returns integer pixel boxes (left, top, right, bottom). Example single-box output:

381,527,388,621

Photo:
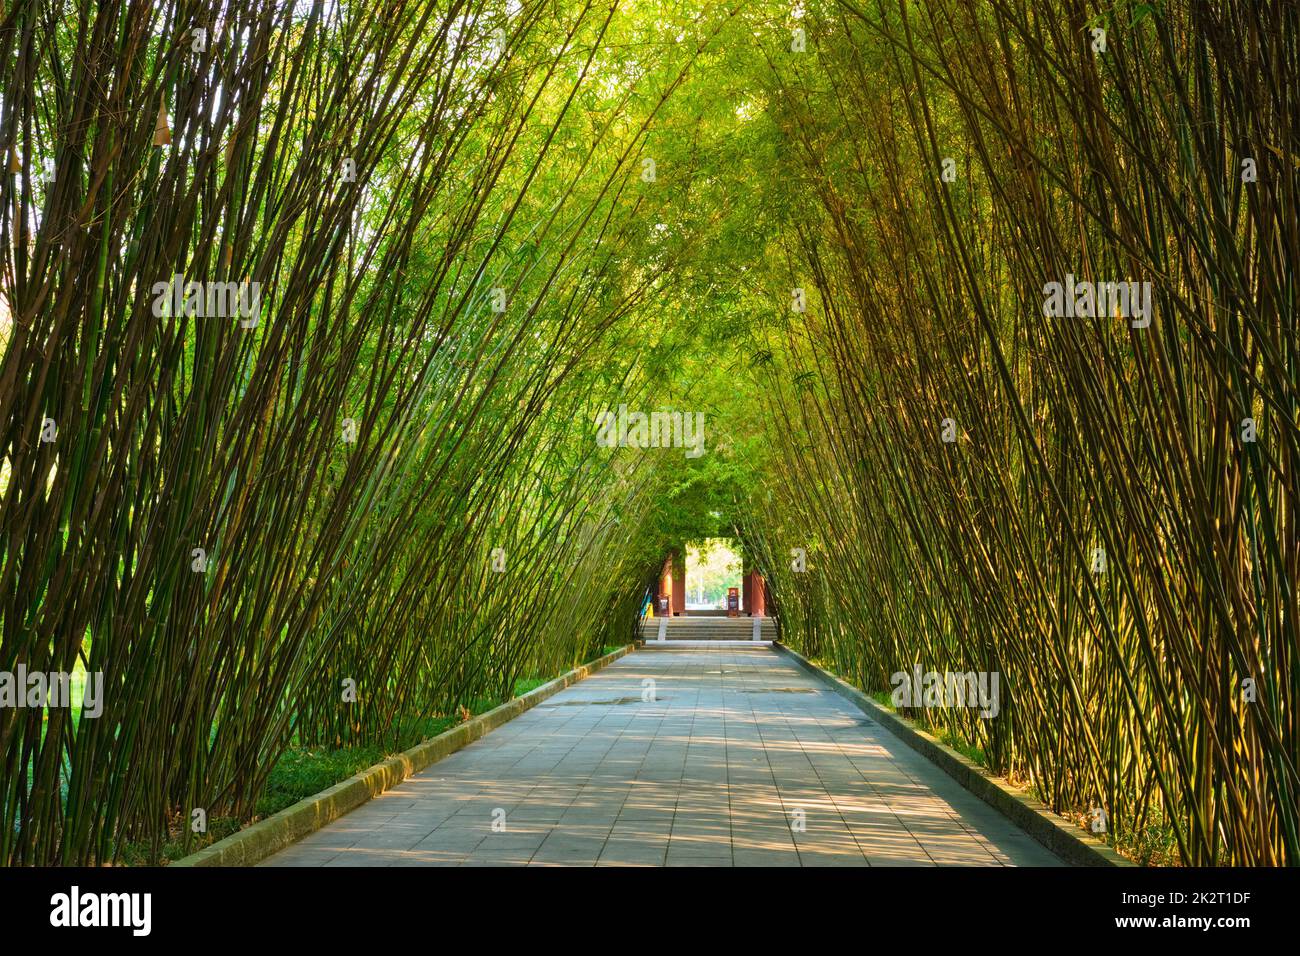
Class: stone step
639,617,778,641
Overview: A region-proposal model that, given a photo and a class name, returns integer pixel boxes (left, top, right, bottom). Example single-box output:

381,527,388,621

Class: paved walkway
262,647,1062,867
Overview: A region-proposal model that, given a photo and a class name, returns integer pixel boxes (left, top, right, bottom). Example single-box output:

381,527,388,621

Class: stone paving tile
261,647,1064,867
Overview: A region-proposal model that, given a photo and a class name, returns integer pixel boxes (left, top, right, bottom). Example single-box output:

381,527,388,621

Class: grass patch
513,677,548,697
932,727,986,767
258,744,395,817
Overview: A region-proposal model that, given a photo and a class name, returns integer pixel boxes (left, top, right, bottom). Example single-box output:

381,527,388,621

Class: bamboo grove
0,0,716,864
1,0,1296,868
742,0,1299,865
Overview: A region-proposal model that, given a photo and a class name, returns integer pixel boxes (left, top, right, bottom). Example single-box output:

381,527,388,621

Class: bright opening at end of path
684,538,742,611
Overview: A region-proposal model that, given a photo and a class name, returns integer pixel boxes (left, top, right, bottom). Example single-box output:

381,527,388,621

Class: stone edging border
774,643,1133,867
171,643,637,867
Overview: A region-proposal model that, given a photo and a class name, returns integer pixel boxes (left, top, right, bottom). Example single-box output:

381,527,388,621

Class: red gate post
658,553,673,615
671,548,686,616
747,569,766,616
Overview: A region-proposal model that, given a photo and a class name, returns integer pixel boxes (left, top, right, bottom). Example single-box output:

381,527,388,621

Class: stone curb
171,644,637,867
775,643,1133,867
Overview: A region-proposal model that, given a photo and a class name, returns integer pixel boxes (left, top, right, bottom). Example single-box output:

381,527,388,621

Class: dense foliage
1,0,1295,866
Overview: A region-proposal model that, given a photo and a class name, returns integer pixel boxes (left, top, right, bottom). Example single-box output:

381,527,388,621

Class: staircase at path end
639,615,778,643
